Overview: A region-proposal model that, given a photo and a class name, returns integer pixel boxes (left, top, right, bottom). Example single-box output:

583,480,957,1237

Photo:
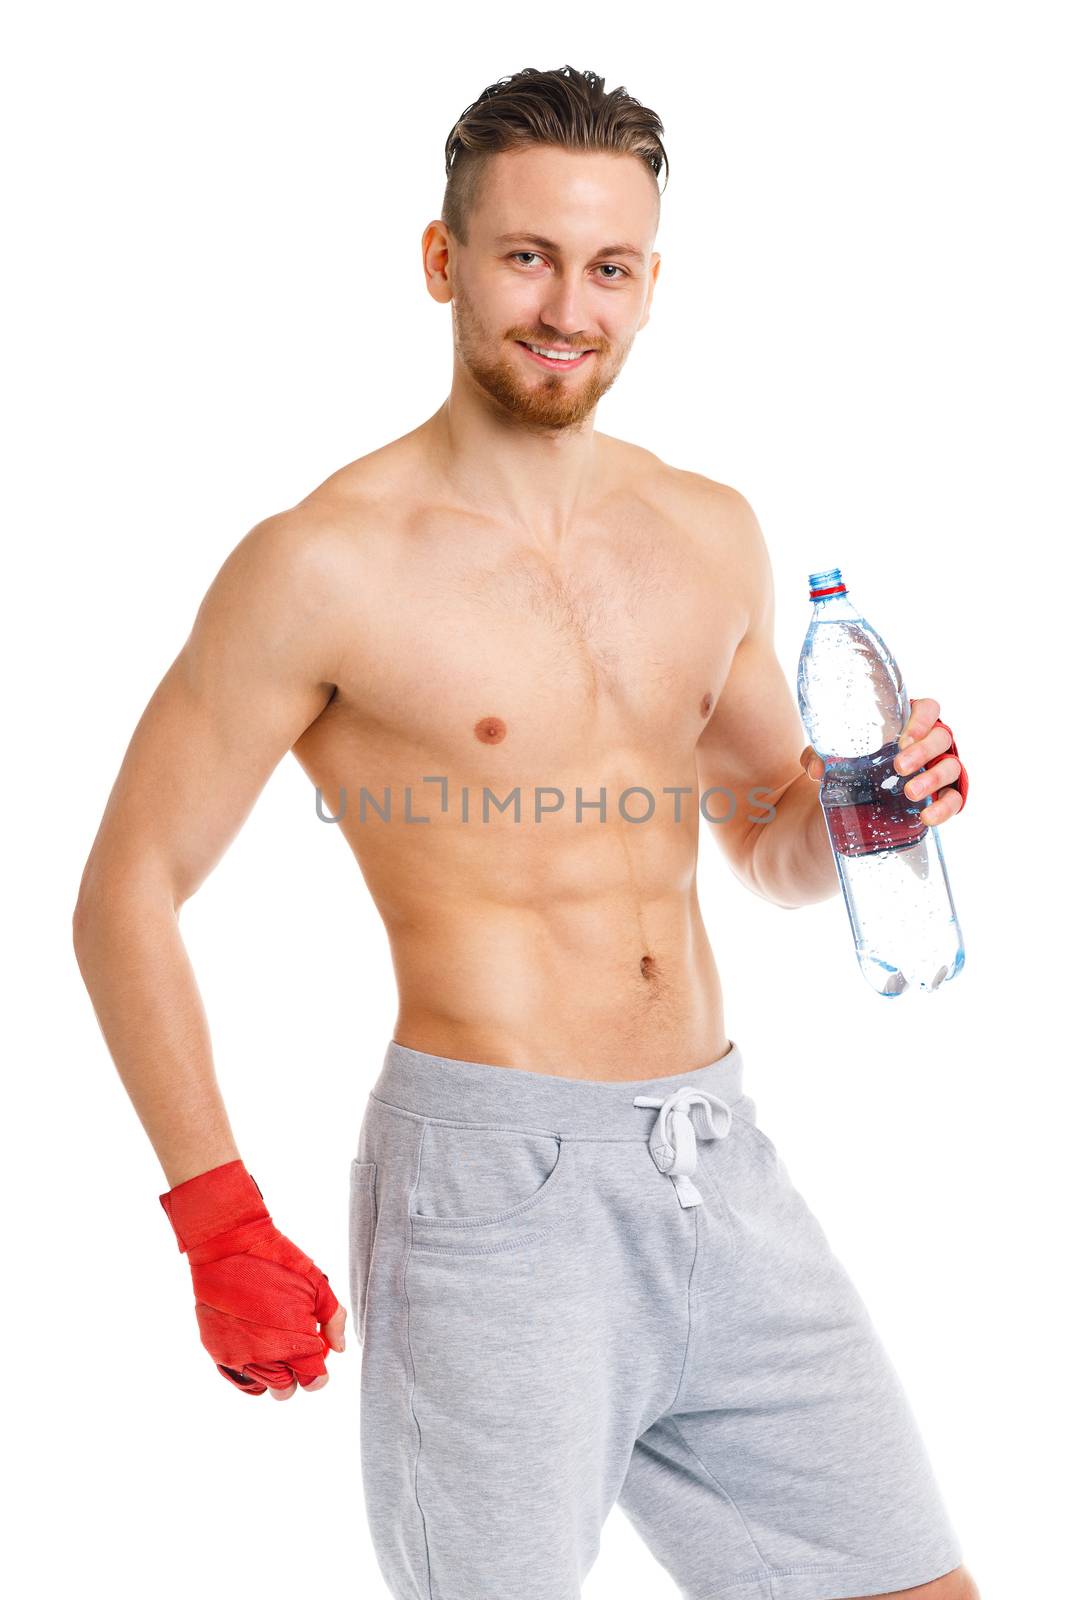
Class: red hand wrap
927,718,969,814
159,1159,339,1395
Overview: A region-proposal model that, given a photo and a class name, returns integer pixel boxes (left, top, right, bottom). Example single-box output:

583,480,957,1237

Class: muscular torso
290,430,754,1079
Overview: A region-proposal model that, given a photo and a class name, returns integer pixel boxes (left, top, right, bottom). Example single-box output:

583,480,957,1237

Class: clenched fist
160,1159,347,1399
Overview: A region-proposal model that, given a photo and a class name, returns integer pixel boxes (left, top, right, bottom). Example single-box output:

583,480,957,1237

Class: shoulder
189,460,403,694
603,435,762,536
662,461,763,541
218,442,412,606
625,451,773,635
207,504,364,630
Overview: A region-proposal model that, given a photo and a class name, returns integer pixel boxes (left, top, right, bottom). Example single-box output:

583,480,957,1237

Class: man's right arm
72,509,352,1187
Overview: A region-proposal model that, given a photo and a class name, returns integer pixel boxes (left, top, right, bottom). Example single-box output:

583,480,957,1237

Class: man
73,64,976,1600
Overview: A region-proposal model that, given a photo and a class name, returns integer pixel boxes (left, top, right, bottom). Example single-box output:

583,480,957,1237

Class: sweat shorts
348,1035,964,1600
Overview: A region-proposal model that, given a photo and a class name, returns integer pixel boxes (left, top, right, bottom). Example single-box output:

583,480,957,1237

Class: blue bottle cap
809,568,847,598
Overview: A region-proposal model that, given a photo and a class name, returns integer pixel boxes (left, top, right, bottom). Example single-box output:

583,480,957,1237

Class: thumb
320,1297,348,1354
310,1269,348,1352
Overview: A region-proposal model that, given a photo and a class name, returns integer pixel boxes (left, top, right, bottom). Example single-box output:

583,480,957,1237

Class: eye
509,253,628,282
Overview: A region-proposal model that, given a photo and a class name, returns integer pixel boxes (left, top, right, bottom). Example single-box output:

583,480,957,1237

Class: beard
451,283,630,432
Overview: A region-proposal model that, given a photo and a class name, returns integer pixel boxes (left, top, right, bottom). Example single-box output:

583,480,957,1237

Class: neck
423,373,607,549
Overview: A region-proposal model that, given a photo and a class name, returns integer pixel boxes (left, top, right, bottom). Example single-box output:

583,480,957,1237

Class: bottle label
819,742,928,858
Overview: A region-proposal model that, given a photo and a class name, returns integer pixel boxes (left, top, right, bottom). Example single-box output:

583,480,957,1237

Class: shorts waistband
370,1035,746,1139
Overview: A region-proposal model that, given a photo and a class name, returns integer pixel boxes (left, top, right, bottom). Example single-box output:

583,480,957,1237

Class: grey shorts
348,1036,964,1600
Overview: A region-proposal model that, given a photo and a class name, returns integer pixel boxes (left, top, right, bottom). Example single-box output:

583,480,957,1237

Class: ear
638,253,661,331
422,220,454,305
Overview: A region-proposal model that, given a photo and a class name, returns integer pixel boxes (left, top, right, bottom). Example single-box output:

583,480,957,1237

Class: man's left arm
695,490,967,910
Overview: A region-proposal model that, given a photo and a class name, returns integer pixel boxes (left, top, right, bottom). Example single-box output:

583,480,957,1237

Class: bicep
81,515,345,909
695,492,808,877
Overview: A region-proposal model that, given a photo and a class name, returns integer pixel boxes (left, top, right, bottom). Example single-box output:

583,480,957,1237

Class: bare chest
302,502,747,782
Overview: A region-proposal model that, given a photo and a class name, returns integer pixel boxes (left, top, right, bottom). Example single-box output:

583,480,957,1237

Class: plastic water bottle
796,568,965,997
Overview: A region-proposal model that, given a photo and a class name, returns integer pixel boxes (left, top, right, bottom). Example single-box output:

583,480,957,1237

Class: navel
640,953,657,980
474,715,507,744
700,692,713,718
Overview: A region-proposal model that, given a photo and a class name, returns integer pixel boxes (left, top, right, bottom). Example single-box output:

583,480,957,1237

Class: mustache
513,335,604,353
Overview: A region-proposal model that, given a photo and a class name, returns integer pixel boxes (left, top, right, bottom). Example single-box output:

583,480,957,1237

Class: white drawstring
632,1086,734,1208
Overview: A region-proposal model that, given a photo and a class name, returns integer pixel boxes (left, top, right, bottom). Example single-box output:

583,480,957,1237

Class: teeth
526,344,587,361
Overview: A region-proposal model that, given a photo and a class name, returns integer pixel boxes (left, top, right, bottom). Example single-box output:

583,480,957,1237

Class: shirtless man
72,64,976,1600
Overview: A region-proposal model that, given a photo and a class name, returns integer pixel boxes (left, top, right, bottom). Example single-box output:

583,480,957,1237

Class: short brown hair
442,65,669,246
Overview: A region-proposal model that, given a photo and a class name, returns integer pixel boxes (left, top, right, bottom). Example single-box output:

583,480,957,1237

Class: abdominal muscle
337,784,729,1082
389,899,728,1081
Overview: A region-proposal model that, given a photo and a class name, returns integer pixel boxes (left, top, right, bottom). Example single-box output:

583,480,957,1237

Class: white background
5,3,1080,1597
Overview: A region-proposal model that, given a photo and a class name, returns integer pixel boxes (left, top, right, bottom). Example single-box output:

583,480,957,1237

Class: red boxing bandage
927,719,969,814
159,1159,340,1395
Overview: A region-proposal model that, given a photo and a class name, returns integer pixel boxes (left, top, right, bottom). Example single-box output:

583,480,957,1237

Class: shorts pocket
348,1159,377,1344
407,1119,573,1250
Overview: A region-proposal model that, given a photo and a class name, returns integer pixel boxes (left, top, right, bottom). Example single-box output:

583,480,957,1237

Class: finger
897,696,941,750
216,1362,267,1397
895,719,952,775
312,1270,341,1330
919,786,963,827
322,1301,348,1355
197,1298,324,1378
247,1354,299,1384
310,1272,347,1353
288,1344,330,1387
902,755,962,803
299,1373,330,1393
245,1359,298,1397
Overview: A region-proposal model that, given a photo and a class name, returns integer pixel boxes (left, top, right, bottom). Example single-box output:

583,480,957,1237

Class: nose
536,276,594,344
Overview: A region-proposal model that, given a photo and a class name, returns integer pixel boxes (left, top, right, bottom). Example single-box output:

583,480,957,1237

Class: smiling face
434,146,661,431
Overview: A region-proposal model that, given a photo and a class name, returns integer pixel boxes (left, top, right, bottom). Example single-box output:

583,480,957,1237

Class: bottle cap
809,568,847,599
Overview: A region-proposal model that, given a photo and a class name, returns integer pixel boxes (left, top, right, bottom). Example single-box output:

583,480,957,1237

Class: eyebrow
494,232,646,265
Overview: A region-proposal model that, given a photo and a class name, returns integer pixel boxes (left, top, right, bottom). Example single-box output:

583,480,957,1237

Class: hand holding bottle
801,696,969,828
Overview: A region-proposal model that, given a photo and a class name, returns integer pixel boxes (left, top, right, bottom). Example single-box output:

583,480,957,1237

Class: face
426,146,662,431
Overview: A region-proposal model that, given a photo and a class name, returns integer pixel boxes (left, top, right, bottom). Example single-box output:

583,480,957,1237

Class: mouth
516,341,595,371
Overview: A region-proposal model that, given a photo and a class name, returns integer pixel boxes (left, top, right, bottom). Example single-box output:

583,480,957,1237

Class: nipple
474,716,507,744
